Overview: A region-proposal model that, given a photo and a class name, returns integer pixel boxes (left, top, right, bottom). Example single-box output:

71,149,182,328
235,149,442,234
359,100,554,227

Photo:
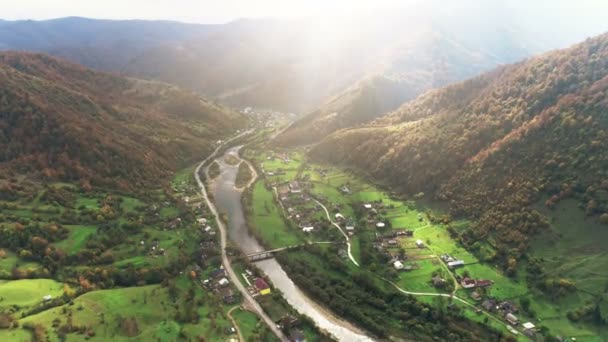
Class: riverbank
209,145,373,341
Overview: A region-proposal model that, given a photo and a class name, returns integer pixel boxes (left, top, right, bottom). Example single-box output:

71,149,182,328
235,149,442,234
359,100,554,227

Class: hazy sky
1,0,417,23
2,0,608,25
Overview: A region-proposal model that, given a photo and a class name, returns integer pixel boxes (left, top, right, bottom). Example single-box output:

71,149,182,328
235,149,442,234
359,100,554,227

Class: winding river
210,146,373,342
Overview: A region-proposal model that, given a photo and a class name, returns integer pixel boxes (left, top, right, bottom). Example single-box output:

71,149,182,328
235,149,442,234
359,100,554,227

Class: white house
218,278,230,286
363,204,373,209
416,239,424,248
522,322,535,330
43,295,52,301
506,313,519,325
302,226,314,233
376,222,386,228
393,261,404,270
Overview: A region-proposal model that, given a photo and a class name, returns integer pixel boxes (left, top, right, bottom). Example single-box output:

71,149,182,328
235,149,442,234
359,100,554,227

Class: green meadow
0,279,64,309
249,180,304,248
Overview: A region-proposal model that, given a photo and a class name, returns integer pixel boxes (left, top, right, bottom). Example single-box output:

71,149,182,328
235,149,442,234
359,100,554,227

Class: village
252,149,545,339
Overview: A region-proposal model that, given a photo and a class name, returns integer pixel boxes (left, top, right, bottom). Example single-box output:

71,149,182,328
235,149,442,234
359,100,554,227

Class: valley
2,4,608,341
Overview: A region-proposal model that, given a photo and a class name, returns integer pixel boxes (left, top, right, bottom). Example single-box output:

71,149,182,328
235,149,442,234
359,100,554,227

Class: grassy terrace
243,147,607,341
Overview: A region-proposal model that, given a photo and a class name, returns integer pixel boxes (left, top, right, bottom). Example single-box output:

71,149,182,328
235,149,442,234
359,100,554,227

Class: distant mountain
0,17,214,70
0,52,245,190
275,30,518,146
312,33,608,260
1,5,607,114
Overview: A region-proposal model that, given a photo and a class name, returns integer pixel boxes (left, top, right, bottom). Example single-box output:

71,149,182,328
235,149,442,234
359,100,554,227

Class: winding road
312,197,524,338
194,131,287,341
314,199,359,266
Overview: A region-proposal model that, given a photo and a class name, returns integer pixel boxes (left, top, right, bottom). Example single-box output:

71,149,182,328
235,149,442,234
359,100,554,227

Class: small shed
393,261,404,270
415,239,424,248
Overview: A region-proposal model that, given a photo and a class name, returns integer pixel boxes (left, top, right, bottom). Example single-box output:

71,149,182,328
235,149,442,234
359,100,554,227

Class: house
447,260,465,269
42,295,52,301
499,301,519,314
461,278,476,289
441,254,455,262
505,313,519,325
288,329,306,342
387,239,398,246
432,276,447,288
222,288,237,304
376,222,386,229
522,322,536,336
475,279,493,287
345,220,355,231
415,239,425,248
255,278,271,295
302,226,314,233
289,181,302,193
393,260,404,270
218,278,230,287
341,186,350,194
363,203,373,210
211,269,225,280
482,299,496,311
277,315,300,330
470,291,482,301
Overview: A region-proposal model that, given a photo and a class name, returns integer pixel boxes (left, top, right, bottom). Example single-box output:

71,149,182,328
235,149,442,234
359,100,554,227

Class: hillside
0,52,245,190
275,31,513,146
312,33,608,261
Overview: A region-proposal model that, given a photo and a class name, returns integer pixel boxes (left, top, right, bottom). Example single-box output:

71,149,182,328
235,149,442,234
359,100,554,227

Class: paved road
314,199,359,267
194,130,287,341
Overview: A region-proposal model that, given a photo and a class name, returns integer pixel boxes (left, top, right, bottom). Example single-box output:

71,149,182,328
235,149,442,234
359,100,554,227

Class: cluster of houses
141,238,166,256
200,267,239,305
440,254,466,269
276,314,306,342
481,299,537,336
240,269,273,297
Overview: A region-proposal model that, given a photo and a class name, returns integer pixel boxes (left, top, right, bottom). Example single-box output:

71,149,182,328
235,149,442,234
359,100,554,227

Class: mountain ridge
311,32,608,260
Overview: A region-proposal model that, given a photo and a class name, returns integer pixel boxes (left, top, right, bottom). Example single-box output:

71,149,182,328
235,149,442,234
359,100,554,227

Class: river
210,146,373,342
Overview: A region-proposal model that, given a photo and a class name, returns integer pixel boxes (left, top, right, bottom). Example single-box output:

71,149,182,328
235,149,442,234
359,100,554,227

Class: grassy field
10,280,238,342
249,181,303,248
53,225,97,254
0,279,64,308
232,308,263,339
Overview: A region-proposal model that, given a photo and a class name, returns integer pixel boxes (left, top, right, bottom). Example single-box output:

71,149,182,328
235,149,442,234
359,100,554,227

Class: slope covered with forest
312,33,608,262
0,52,245,190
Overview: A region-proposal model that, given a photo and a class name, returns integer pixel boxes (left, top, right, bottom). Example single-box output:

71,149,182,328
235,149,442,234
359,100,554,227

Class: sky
2,0,608,27
1,0,418,23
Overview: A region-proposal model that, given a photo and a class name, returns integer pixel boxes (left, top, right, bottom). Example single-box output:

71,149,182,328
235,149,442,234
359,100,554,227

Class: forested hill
0,52,245,190
273,30,508,147
312,33,608,263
